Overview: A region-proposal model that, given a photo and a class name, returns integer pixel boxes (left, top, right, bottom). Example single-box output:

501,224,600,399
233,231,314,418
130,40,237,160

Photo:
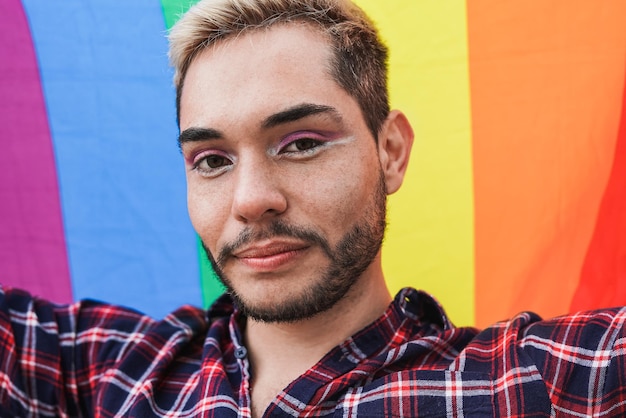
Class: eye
192,152,233,177
200,154,231,169
281,137,324,153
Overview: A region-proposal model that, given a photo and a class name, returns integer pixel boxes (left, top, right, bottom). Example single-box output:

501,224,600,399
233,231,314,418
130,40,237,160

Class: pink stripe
0,0,72,302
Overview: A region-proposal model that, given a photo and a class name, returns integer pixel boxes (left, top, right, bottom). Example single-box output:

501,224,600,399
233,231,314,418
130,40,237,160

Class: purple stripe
0,0,72,301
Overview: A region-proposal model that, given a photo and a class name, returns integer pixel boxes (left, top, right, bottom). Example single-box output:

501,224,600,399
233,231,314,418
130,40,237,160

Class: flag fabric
1,0,624,327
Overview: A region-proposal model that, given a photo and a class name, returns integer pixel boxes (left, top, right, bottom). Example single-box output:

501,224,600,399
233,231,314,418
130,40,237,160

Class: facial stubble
202,170,387,323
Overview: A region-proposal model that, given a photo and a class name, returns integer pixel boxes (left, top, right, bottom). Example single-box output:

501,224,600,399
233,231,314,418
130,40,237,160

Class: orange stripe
468,2,626,326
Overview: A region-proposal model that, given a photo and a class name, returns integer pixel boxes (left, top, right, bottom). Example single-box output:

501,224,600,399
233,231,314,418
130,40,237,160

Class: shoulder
460,307,626,416
0,285,217,341
463,306,626,360
519,308,626,392
520,306,626,351
460,306,626,375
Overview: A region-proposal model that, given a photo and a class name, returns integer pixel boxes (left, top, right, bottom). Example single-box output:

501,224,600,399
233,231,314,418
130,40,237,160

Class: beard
202,170,387,323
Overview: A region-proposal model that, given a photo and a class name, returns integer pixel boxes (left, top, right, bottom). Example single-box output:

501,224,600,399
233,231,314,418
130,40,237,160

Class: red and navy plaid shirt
1,286,626,417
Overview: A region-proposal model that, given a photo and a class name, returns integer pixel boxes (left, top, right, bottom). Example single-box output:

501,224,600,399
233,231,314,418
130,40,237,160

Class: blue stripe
22,0,202,317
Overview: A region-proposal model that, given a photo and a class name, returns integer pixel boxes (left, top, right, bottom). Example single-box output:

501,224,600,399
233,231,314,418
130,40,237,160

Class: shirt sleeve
0,286,154,417
520,307,626,416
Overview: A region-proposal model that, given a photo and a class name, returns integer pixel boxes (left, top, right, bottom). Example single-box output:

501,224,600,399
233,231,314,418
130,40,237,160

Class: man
1,0,625,416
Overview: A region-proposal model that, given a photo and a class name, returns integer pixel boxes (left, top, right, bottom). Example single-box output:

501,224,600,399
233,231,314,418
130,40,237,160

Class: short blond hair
168,0,389,138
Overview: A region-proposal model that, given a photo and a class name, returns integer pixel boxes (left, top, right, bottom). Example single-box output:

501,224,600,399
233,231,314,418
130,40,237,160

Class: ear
377,110,414,194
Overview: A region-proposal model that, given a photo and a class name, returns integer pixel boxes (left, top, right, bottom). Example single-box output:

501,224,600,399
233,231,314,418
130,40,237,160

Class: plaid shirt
1,286,626,417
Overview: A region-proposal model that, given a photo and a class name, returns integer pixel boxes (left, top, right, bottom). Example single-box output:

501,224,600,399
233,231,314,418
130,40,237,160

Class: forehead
179,23,356,130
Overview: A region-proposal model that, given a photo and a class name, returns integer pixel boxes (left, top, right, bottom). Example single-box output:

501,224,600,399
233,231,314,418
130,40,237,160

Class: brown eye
292,138,321,151
201,154,231,169
295,138,319,151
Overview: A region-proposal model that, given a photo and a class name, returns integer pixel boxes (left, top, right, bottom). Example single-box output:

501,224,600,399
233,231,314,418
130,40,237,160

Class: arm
0,286,154,417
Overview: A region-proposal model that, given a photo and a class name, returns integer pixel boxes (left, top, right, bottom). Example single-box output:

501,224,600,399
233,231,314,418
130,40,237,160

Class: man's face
179,24,388,322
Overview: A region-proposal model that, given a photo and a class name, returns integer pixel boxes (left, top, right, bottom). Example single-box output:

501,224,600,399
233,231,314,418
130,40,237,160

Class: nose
231,158,287,223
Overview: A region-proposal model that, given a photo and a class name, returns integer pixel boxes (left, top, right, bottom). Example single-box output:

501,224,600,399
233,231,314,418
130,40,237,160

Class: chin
229,274,359,323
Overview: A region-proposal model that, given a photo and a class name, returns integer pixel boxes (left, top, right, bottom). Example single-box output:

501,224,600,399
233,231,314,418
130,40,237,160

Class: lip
232,240,309,272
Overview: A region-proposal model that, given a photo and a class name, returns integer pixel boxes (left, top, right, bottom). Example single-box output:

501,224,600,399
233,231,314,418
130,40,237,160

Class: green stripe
197,236,226,308
160,0,225,308
160,0,199,30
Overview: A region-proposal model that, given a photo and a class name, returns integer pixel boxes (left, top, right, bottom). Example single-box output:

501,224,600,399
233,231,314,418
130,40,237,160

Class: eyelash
190,134,330,177
278,136,326,155
191,151,233,177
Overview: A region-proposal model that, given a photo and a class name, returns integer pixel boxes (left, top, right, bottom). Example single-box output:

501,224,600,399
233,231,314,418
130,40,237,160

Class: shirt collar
211,287,454,365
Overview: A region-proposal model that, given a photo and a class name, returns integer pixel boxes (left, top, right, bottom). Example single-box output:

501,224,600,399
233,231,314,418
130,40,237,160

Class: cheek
186,179,231,246
295,157,378,230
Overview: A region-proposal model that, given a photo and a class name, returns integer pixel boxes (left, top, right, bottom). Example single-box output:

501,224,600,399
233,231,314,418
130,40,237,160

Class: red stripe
0,0,72,301
570,72,626,312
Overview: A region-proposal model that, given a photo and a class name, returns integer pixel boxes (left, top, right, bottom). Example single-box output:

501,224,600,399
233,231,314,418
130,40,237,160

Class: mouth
231,241,310,272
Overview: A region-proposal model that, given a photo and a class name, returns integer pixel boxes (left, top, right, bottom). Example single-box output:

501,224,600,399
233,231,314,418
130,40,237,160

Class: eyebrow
178,103,342,148
178,127,222,148
262,103,342,129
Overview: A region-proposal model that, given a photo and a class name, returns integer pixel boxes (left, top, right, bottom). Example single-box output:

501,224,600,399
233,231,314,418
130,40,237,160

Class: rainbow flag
2,1,624,328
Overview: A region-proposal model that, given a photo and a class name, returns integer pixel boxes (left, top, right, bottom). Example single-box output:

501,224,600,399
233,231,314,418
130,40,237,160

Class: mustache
216,220,333,267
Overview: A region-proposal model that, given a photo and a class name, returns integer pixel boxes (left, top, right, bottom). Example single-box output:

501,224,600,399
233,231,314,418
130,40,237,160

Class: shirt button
234,346,248,359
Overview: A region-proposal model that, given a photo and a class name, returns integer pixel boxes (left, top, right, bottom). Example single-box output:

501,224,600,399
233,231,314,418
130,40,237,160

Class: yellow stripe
355,0,475,325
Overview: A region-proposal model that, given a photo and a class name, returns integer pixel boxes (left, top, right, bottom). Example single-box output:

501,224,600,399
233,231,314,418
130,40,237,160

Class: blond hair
168,0,389,138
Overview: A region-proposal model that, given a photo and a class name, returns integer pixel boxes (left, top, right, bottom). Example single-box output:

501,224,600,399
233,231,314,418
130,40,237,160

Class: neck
244,260,391,387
